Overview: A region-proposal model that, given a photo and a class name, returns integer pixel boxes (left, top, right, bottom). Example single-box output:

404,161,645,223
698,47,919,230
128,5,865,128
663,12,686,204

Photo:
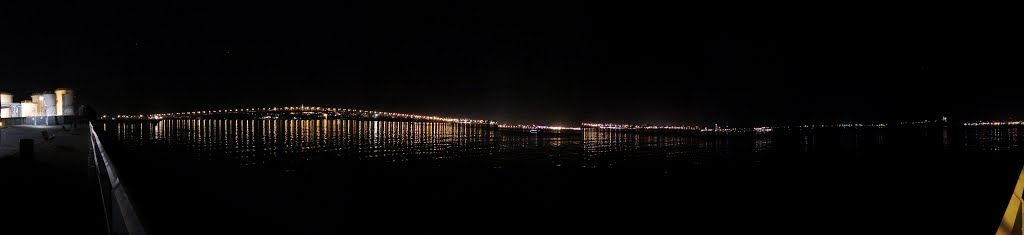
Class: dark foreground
0,125,106,234
96,120,1024,234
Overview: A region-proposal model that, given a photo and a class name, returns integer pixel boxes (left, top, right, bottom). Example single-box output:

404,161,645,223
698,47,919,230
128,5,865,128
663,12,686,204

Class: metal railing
89,122,147,235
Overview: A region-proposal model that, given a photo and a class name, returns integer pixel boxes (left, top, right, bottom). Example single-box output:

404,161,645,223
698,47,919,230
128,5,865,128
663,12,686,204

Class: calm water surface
99,120,1024,234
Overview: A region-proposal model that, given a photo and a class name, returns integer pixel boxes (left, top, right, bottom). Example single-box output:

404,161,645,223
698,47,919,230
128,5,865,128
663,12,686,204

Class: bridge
96,106,731,134
101,106,498,125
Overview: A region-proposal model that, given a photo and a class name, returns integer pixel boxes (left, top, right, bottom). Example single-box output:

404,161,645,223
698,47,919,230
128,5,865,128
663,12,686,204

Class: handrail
997,166,1024,235
90,122,147,235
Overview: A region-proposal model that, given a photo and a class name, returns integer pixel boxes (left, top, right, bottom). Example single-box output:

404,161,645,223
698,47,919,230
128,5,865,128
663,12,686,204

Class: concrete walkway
0,125,106,234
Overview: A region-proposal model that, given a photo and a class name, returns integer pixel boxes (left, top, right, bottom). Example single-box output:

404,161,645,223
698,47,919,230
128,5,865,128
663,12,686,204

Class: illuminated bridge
102,106,498,125
98,106,728,134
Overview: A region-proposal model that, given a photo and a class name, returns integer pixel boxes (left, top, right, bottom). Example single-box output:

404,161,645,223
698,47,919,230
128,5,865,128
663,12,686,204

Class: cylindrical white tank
0,93,12,104
21,101,37,117
42,93,57,116
55,88,73,115
55,89,74,116
0,92,12,118
31,93,43,116
9,102,22,117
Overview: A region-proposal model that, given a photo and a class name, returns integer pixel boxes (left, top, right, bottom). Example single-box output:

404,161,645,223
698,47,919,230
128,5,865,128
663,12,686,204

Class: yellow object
996,167,1024,235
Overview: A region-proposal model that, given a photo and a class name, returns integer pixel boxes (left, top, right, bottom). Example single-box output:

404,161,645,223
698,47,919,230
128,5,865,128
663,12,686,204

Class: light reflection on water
964,126,1024,151
102,120,1024,170
102,120,774,169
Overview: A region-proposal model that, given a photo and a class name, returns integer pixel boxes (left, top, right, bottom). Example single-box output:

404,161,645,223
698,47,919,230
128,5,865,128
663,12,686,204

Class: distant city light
964,121,1024,126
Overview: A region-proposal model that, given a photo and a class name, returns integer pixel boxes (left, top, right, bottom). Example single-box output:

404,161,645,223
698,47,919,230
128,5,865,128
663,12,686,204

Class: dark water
99,120,1024,234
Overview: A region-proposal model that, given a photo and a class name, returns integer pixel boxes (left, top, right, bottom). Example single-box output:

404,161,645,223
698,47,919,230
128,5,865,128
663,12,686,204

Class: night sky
1,2,1020,126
